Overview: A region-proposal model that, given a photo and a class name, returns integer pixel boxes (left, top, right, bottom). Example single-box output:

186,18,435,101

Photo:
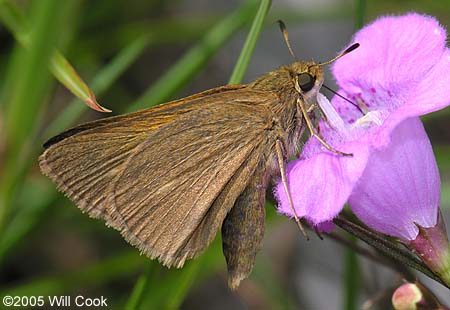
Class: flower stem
334,216,448,287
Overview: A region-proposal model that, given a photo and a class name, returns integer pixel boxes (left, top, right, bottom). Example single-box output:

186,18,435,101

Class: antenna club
345,43,360,54
317,42,360,67
277,20,298,61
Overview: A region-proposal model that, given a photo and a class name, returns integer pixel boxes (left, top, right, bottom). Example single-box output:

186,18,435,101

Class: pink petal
348,118,440,240
333,13,447,104
275,141,370,225
367,49,450,149
313,221,336,233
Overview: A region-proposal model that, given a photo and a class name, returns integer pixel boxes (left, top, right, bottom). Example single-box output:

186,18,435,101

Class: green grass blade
43,34,150,138
165,259,203,309
343,238,360,310
50,51,111,112
124,266,152,310
0,0,108,111
354,0,366,30
228,0,271,84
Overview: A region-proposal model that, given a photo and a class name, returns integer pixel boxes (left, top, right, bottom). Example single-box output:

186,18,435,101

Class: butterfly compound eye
297,73,315,92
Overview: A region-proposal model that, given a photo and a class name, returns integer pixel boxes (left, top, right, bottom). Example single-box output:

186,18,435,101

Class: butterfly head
288,41,360,104
290,61,324,104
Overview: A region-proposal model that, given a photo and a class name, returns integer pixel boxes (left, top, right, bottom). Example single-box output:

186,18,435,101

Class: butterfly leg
275,140,309,240
308,102,329,133
306,102,318,113
306,103,328,136
297,98,352,157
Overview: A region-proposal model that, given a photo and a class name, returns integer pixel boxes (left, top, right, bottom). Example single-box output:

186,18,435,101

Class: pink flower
275,13,450,241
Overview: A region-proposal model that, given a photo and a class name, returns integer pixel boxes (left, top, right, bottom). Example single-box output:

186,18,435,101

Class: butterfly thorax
249,61,324,160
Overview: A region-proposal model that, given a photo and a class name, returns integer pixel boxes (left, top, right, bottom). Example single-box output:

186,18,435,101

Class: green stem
354,0,365,30
334,216,448,288
343,237,360,310
228,0,271,84
125,266,152,310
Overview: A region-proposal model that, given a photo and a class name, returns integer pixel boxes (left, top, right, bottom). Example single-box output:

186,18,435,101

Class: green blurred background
0,0,449,309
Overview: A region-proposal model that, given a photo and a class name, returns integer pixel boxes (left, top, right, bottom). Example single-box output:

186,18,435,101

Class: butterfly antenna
317,43,360,66
277,20,298,61
321,84,364,115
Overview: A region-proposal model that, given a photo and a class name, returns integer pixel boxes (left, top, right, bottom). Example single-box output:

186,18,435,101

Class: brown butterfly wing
43,85,246,148
39,86,279,267
110,97,278,267
221,160,269,289
170,140,266,267
40,85,246,220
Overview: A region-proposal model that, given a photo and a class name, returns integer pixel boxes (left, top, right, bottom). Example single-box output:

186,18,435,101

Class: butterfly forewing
39,86,280,267
40,85,246,219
